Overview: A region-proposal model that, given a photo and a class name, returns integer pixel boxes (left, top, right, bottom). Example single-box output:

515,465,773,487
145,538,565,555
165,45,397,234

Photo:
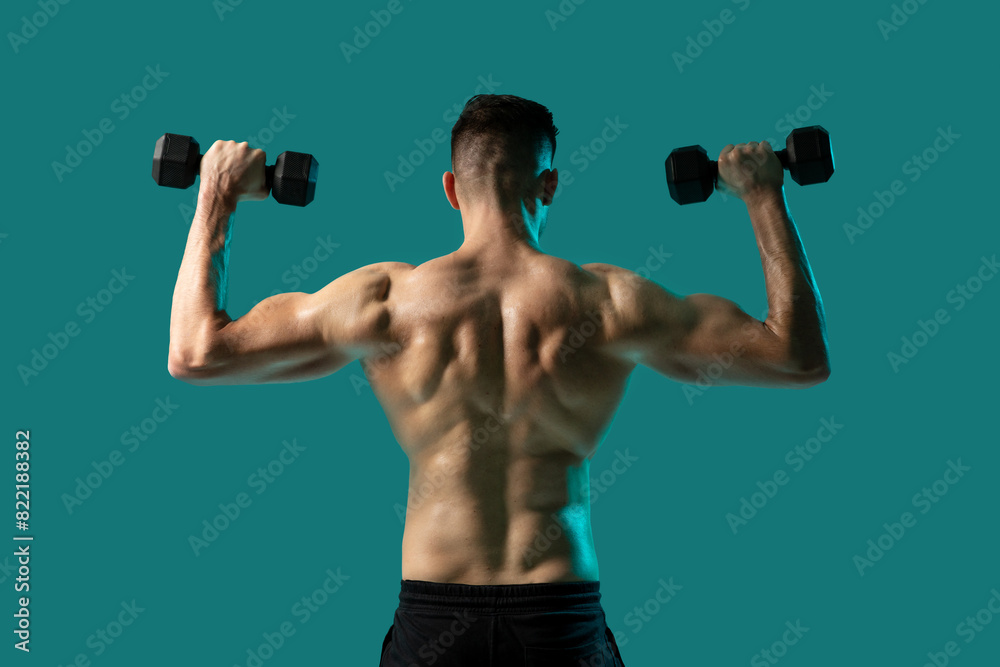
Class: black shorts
378,579,625,666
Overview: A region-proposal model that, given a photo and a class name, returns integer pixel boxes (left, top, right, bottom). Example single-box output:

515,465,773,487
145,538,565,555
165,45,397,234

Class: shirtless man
168,95,829,666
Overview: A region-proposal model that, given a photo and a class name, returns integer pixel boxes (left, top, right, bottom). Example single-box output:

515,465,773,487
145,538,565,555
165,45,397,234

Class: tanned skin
168,138,829,585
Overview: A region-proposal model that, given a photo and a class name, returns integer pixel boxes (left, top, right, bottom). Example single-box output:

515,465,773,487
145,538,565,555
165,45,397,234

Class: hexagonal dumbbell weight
665,126,834,205
151,133,319,207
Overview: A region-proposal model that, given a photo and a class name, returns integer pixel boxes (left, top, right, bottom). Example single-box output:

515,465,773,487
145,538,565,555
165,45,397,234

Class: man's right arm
588,141,830,389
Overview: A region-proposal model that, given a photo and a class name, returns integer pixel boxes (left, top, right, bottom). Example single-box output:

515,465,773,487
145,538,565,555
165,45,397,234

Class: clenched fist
716,141,783,204
199,140,269,205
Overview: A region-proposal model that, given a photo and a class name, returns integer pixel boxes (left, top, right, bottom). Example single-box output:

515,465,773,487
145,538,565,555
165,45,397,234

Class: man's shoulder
360,258,639,285
310,262,416,308
362,261,418,275
579,262,627,276
578,262,641,294
349,261,417,289
574,263,662,334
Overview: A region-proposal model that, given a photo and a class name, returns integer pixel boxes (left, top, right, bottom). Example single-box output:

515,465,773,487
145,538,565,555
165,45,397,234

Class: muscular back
365,249,636,584
173,221,822,585
169,139,828,585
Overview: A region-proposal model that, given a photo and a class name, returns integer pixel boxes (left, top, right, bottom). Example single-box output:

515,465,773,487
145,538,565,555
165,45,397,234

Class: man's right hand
199,140,269,206
716,141,784,204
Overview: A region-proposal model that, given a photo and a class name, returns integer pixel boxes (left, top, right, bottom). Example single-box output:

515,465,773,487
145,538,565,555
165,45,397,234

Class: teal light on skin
556,459,599,578
444,144,558,254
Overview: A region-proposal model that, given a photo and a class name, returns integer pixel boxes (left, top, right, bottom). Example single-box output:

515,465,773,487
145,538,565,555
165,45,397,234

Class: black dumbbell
665,126,834,205
151,133,319,207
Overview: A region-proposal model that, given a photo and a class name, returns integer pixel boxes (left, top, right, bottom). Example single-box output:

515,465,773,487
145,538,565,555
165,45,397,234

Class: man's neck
457,202,543,255
458,222,541,257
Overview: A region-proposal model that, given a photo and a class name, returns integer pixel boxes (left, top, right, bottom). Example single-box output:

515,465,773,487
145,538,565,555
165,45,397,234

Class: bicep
178,265,398,385
600,267,805,388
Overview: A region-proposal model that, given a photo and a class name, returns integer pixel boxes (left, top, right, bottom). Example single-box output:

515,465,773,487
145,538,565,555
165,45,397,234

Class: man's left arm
167,140,410,385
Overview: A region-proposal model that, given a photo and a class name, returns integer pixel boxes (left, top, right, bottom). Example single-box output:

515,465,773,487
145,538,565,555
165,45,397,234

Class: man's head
445,95,559,216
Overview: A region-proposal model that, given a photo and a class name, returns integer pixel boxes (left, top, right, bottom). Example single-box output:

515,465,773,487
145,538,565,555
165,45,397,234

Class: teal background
3,0,998,665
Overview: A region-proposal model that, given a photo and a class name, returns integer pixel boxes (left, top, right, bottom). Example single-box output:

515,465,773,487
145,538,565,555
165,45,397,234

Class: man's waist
396,578,602,613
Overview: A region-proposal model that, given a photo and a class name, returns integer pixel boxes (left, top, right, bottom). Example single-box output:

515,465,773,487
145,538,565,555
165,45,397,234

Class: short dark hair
450,95,558,199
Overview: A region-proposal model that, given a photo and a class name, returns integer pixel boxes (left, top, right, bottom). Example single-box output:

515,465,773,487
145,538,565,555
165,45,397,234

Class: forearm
168,189,236,368
745,187,829,373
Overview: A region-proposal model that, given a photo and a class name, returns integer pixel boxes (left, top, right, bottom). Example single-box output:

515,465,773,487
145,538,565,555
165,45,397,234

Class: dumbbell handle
187,151,278,192
706,148,790,181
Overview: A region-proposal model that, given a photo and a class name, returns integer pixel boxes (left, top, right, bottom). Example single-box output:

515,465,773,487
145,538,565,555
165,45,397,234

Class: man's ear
443,171,460,210
541,168,558,206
